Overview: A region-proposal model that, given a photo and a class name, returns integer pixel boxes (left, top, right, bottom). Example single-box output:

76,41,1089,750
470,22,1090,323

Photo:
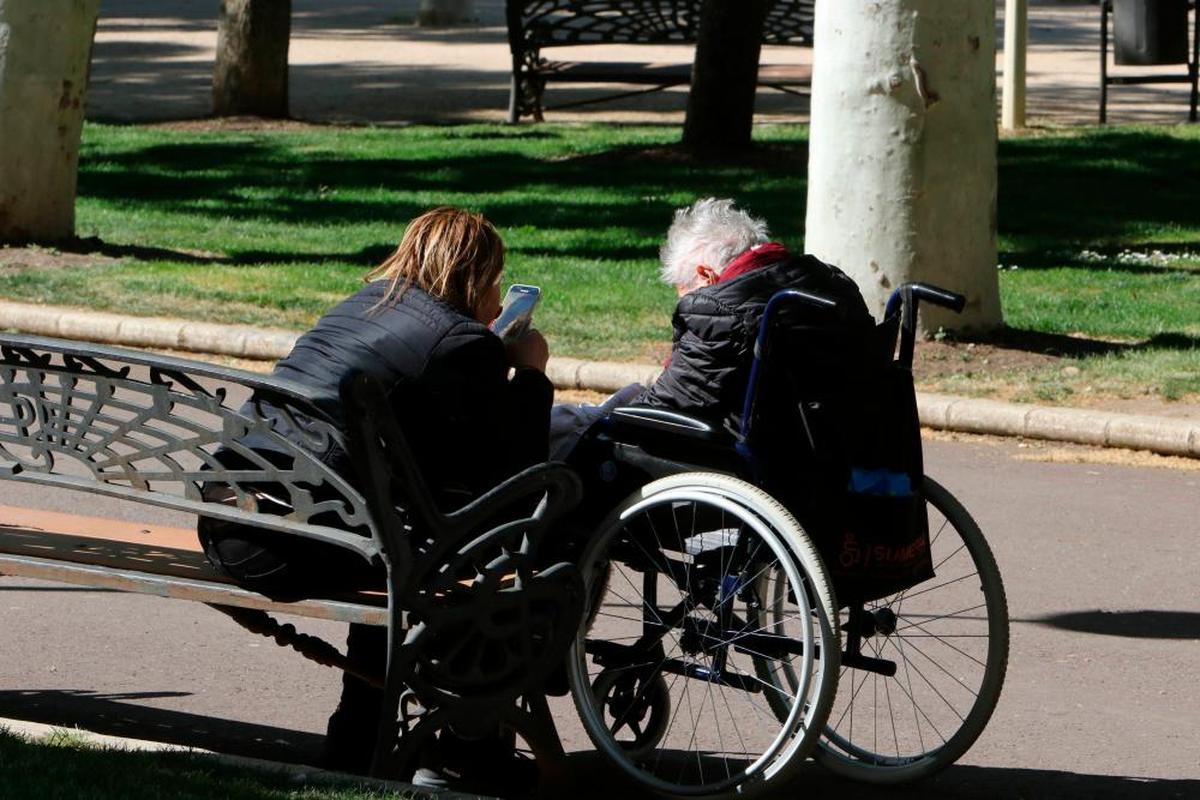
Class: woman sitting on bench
197,206,553,782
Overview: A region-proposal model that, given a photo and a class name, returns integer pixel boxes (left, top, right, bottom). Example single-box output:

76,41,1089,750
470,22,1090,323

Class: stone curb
2,301,1197,458
917,393,1200,458
0,716,492,799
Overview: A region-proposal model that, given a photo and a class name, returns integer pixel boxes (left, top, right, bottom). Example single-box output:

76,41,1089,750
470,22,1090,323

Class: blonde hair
368,206,505,314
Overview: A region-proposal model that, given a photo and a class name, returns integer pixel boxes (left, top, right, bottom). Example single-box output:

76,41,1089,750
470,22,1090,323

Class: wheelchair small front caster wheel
592,667,670,758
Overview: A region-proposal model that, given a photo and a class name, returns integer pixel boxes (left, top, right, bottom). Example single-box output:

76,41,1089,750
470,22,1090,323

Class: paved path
88,0,1200,126
2,437,1197,797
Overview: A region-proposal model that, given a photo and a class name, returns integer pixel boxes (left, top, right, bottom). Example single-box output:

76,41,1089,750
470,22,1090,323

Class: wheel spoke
570,476,839,796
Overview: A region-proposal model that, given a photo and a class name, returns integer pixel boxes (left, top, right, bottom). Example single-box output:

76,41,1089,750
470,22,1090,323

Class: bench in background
505,0,816,122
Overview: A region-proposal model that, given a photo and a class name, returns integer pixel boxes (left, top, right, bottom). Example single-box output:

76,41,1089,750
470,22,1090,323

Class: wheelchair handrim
568,485,828,796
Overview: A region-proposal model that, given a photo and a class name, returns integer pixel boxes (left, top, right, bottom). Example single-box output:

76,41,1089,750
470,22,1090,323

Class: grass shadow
999,128,1200,251
75,135,814,244
950,327,1200,357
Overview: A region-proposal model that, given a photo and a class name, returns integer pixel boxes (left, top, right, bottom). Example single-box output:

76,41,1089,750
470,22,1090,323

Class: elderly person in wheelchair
554,199,1009,799
550,197,871,461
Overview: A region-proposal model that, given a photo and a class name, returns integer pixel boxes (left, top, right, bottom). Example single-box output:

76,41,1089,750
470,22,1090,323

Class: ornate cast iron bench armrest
340,371,585,781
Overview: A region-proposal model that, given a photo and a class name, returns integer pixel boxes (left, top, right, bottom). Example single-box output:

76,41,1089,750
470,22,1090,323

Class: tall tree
804,1,1002,332
0,0,101,243
213,0,291,117
682,0,768,154
418,0,475,26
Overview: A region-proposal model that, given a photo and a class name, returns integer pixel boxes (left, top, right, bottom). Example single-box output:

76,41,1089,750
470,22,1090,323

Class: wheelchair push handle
913,283,967,313
884,282,966,321
766,288,840,315
886,282,967,368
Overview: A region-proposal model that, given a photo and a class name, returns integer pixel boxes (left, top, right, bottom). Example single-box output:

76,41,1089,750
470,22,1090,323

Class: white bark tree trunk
0,0,100,243
804,1,1002,333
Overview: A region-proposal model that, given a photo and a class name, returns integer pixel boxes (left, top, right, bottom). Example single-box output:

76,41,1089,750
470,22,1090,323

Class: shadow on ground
2,688,1196,799
999,130,1200,251
557,751,1200,800
73,126,1200,258
1033,609,1200,640
74,135,816,262
0,688,325,766
953,327,1200,357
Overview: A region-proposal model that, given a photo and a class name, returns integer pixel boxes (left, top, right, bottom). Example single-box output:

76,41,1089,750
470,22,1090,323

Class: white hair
659,198,770,290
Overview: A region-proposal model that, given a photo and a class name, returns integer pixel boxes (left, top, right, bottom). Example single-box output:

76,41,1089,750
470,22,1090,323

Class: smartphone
491,284,541,341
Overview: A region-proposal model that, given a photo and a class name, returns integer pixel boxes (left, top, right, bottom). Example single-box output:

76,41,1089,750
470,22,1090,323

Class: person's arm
423,324,553,497
638,294,746,421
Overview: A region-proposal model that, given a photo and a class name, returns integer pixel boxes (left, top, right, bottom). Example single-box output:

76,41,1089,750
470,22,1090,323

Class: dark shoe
323,713,374,775
414,729,538,797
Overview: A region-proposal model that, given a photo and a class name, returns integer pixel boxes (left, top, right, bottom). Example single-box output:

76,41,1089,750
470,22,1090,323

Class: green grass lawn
0,728,411,800
0,122,1196,400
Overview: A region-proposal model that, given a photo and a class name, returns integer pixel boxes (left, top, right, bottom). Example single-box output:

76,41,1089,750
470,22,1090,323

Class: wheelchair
564,284,1010,798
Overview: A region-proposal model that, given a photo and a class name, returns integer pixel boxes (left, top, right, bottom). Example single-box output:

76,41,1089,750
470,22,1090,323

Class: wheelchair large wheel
756,476,1008,783
568,473,839,799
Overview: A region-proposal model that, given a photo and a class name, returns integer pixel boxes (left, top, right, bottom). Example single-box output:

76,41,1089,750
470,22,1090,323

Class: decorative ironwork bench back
504,1,816,122
507,0,815,48
0,334,381,567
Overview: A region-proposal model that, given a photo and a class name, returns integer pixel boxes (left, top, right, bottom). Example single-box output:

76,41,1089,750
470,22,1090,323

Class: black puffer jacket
254,279,553,506
637,255,872,431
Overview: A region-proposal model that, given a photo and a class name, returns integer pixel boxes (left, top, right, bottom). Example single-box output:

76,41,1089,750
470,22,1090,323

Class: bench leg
509,55,547,124
368,609,409,778
509,693,569,795
508,74,522,124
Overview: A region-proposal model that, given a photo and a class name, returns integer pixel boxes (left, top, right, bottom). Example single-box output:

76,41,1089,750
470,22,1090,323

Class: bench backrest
507,0,815,50
0,334,380,565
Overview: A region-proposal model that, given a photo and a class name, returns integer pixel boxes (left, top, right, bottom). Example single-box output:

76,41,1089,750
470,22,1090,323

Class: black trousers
548,383,644,462
325,622,388,773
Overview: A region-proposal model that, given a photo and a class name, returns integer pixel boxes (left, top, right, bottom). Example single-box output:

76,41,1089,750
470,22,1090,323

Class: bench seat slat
0,552,387,625
529,60,811,87
533,60,692,84
0,505,387,618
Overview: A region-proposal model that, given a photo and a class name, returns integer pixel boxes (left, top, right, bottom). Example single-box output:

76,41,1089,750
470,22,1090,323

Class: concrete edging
2,300,1196,458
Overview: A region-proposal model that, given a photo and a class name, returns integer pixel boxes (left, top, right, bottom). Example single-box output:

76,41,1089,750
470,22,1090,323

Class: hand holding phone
492,284,541,342
506,328,549,372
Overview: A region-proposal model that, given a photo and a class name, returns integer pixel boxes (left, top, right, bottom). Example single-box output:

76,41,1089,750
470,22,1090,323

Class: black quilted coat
258,279,553,506
637,255,873,431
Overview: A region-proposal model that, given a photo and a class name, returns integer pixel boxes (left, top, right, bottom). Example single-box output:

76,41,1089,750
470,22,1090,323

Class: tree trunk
682,0,768,154
213,0,290,118
418,0,475,27
803,1,1002,333
0,0,100,243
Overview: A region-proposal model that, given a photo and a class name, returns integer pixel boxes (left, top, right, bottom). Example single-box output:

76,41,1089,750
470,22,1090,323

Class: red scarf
661,242,793,367
717,241,790,283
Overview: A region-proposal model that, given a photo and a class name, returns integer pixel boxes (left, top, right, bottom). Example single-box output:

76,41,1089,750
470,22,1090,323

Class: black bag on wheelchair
747,314,933,605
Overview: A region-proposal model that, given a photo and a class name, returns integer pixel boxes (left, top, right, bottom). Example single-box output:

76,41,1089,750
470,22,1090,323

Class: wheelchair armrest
443,461,582,534
608,407,727,443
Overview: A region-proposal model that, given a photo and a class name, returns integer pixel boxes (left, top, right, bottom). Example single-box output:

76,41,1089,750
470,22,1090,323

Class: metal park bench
505,0,815,122
0,333,584,784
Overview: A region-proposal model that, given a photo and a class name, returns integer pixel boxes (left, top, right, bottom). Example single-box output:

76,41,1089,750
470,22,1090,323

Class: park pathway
89,0,1200,127
0,436,1196,798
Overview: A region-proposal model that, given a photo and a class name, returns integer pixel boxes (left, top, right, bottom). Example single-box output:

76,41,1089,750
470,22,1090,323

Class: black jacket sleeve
413,324,554,503
637,293,750,423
